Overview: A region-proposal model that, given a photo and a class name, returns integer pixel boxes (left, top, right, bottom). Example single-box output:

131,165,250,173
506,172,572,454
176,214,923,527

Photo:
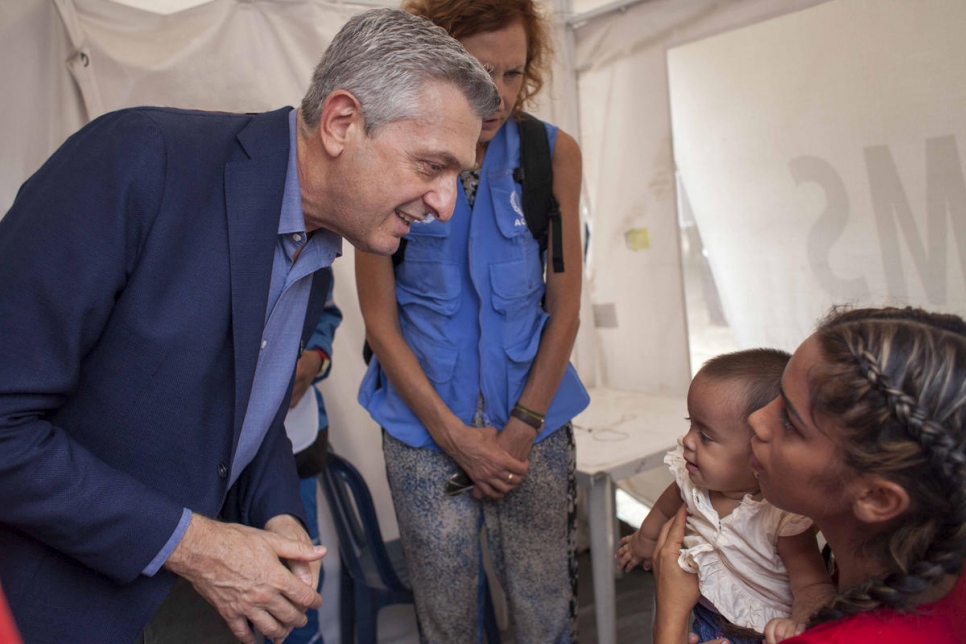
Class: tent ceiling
107,0,399,16
107,0,620,20
108,0,216,15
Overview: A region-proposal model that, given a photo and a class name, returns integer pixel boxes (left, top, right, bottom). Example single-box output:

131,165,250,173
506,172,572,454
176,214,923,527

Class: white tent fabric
3,0,965,637
1,0,88,214
571,0,829,394
666,0,966,350
572,0,966,371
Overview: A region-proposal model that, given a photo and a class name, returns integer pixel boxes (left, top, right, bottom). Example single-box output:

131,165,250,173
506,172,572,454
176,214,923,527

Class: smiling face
314,81,481,255
749,335,855,521
681,373,760,500
459,18,528,145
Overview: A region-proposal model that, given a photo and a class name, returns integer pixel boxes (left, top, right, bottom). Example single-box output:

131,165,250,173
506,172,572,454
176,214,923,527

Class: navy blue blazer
0,106,330,643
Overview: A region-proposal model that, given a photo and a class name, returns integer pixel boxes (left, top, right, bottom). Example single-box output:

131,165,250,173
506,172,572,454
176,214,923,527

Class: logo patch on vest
510,190,525,226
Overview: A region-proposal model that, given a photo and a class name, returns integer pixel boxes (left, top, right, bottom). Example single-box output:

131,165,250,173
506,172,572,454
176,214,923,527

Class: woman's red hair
402,0,553,114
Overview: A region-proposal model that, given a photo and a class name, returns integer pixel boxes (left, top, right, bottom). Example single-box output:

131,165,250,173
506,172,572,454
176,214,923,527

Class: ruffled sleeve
777,511,813,537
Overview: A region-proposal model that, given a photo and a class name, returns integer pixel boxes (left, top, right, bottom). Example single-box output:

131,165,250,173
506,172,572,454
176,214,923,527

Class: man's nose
425,175,457,223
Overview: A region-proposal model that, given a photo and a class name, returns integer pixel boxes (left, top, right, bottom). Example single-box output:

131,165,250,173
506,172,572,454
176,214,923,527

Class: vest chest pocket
400,216,450,261
396,258,462,317
489,258,547,350
395,218,461,317
487,170,533,244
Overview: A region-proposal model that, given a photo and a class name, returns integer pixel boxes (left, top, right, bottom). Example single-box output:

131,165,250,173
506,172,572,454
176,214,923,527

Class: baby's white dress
666,443,813,633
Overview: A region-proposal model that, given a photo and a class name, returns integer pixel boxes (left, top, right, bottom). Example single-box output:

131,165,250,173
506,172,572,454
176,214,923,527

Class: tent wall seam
568,0,654,28
53,0,105,122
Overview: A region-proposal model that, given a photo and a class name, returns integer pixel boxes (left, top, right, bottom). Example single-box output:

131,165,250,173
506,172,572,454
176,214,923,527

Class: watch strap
310,348,330,379
510,406,544,432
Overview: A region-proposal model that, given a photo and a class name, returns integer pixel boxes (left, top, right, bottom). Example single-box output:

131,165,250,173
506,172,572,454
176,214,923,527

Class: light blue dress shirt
143,108,341,576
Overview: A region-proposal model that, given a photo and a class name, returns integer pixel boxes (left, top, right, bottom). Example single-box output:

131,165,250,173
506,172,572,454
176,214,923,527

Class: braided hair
806,305,966,626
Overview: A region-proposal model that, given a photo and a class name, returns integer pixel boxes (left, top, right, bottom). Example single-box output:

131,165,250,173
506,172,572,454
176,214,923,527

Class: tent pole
546,0,601,387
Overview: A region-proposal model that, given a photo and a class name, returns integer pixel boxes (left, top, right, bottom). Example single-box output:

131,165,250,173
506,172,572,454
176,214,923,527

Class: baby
616,349,834,643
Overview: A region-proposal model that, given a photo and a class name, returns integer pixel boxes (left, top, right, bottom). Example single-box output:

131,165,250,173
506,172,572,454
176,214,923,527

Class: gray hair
300,8,499,134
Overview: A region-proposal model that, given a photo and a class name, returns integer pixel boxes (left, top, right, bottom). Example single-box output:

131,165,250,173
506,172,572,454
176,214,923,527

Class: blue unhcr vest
358,118,590,449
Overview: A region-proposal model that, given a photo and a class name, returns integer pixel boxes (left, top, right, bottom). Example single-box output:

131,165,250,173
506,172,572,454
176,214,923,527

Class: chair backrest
319,452,409,592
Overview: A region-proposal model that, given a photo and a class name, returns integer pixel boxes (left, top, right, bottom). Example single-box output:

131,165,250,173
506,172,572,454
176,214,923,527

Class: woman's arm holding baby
764,529,836,643
653,507,730,644
616,482,684,572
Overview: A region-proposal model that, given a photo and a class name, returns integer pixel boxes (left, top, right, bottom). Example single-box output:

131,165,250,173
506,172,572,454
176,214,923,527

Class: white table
573,387,687,644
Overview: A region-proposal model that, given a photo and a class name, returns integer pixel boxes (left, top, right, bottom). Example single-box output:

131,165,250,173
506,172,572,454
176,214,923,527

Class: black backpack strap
390,237,408,266
515,113,564,273
301,266,333,356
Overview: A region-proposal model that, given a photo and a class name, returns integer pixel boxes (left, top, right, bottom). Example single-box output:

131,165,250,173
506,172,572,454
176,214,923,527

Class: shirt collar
279,109,306,237
279,108,342,266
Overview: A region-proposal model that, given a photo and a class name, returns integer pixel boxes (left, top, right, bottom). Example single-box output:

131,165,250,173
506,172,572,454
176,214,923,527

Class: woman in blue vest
356,0,589,640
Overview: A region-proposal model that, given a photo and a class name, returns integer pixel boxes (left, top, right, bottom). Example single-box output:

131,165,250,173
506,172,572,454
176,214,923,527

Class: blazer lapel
224,108,292,446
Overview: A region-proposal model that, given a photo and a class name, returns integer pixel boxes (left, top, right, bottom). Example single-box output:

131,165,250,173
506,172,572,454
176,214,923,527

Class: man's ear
317,90,364,157
851,475,910,524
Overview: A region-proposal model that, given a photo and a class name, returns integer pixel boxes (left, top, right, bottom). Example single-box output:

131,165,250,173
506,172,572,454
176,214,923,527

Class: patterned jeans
383,425,577,644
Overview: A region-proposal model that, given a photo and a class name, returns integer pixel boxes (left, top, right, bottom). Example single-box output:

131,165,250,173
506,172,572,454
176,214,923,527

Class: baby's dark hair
699,348,792,421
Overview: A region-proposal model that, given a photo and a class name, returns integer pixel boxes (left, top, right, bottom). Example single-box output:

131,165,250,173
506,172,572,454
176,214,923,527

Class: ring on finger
507,473,514,483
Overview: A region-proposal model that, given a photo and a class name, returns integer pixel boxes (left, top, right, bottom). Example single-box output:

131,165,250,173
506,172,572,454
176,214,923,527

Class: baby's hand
614,529,657,572
763,617,806,644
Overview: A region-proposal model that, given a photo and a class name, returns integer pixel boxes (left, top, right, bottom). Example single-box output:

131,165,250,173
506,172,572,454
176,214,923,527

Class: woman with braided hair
651,305,966,644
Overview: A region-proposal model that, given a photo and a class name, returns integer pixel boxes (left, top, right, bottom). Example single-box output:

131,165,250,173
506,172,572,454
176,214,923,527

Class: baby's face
681,373,760,499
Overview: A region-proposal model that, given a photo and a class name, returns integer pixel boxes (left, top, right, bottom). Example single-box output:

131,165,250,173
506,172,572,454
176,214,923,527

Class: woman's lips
750,452,762,473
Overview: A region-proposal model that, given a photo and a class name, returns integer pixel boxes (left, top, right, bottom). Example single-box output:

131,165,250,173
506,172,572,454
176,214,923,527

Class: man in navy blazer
0,9,497,644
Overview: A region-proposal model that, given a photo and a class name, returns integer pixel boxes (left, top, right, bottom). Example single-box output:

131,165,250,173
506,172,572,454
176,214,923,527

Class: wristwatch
510,405,544,432
309,348,330,379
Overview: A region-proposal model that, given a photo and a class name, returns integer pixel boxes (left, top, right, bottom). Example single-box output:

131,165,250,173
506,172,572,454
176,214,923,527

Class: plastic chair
319,452,501,643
